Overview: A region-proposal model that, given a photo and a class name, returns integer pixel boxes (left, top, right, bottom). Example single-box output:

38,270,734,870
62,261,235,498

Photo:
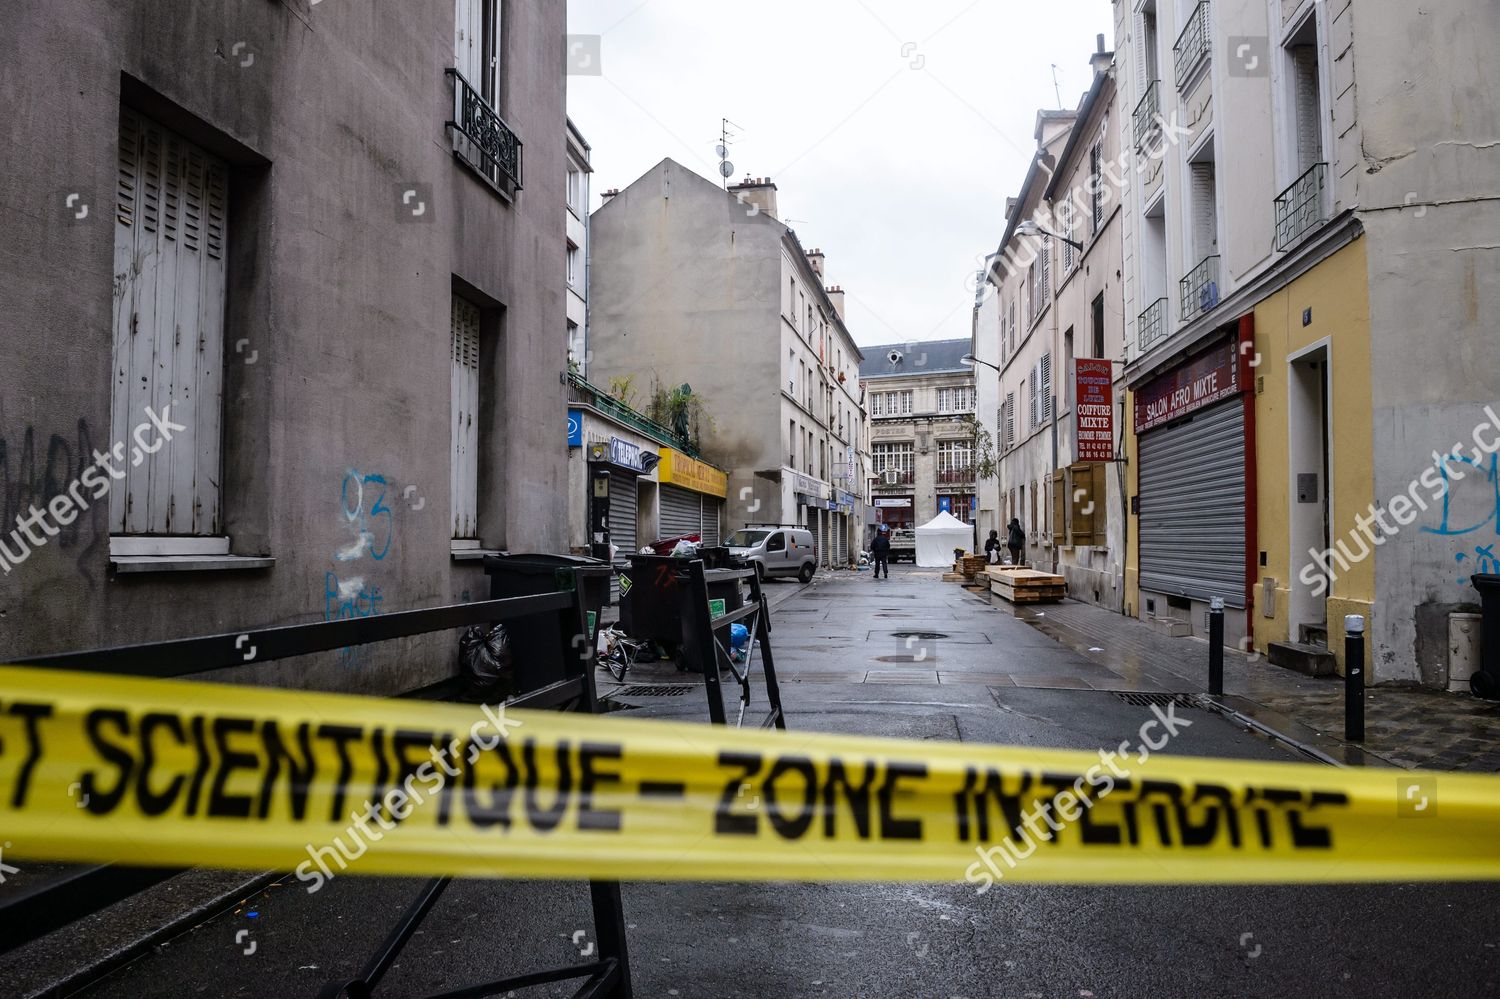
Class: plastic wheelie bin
483,553,610,693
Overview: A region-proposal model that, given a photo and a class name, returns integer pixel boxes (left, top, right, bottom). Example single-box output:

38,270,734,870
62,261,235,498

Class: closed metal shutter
701,499,721,546
1138,399,1246,608
608,472,639,603
609,472,639,555
833,513,848,567
659,484,702,539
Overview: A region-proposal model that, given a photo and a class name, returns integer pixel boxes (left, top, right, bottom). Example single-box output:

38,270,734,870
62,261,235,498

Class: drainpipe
1046,199,1061,575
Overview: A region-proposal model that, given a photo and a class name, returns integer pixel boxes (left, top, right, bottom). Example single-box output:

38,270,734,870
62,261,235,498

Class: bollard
1345,614,1365,742
1208,596,1224,696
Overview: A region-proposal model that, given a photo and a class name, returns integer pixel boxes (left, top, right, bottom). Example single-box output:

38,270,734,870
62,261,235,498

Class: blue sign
938,496,952,513
971,496,978,511
610,437,645,472
567,409,584,447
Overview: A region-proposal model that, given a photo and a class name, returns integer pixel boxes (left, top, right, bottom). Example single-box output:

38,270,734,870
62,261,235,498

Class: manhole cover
890,631,948,640
873,654,939,663
1113,692,1199,708
612,684,696,697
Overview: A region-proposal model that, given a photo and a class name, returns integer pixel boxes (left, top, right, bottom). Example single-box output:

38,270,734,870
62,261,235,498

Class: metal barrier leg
686,561,729,725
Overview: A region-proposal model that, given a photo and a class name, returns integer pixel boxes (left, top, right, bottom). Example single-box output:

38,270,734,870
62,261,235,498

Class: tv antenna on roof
1050,64,1063,109
717,118,742,187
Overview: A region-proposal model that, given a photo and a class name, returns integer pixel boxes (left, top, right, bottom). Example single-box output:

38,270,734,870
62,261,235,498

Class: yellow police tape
3,665,1500,887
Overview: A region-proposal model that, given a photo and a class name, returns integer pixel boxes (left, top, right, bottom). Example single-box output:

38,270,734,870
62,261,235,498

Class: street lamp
1016,219,1085,252
960,352,1001,373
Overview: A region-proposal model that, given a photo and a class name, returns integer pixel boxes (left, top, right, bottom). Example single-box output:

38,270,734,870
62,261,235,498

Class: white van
725,527,818,583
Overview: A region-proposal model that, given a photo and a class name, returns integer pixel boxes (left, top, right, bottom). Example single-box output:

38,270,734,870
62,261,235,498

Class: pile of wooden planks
959,554,988,577
985,565,1066,604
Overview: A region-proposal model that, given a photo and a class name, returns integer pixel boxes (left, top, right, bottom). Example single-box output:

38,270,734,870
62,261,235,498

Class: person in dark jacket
870,525,891,579
1006,518,1025,567
983,529,1002,565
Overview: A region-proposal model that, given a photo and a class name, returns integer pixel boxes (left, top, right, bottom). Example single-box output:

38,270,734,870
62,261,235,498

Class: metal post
1345,614,1365,742
1208,596,1224,696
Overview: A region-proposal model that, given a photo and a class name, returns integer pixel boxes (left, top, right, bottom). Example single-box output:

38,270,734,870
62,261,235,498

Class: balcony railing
445,69,523,193
1179,255,1221,323
1274,162,1329,251
1133,81,1161,151
937,468,975,485
1138,297,1169,353
1173,0,1211,90
567,372,699,458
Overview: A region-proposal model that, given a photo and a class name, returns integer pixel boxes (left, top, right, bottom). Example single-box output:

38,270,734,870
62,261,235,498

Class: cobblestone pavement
1007,592,1500,773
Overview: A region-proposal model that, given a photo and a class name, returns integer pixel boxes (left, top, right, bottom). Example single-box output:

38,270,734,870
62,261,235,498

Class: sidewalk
1001,595,1500,773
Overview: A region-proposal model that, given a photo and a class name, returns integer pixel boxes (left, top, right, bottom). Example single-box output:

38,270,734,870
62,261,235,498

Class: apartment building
1115,0,1500,684
0,0,568,695
566,119,592,375
586,161,868,568
860,341,978,545
974,42,1128,609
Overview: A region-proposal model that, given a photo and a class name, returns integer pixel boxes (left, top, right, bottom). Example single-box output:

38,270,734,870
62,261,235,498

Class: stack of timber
985,565,1066,604
959,554,988,577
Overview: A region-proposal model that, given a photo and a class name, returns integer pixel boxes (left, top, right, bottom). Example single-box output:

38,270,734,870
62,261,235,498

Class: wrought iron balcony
1138,297,1168,353
1133,81,1161,151
445,69,523,193
1274,162,1329,251
1173,0,1211,91
1179,256,1221,323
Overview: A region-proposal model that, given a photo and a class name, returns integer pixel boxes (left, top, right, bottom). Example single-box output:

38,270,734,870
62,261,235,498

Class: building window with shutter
451,294,482,542
109,108,229,551
1003,392,1015,451
1040,352,1052,421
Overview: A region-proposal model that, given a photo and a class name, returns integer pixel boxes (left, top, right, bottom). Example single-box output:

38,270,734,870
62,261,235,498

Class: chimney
601,188,620,203
727,175,778,219
825,285,845,319
806,247,825,279
1090,33,1112,74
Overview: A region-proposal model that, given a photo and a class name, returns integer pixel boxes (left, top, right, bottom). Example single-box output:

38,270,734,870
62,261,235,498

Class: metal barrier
3,571,632,998
678,561,787,730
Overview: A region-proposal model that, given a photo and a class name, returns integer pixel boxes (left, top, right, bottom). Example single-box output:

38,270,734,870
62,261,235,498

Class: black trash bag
459,623,514,699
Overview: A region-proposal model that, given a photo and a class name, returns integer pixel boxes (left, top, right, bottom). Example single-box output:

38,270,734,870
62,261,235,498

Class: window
1092,293,1106,358
1027,262,1043,323
937,440,973,482
1060,200,1077,272
789,350,796,393
789,419,797,466
1003,392,1016,451
451,294,482,539
787,278,796,320
566,165,582,211
1063,463,1108,546
1089,142,1104,232
798,291,806,332
871,393,885,417
1189,152,1219,260
872,442,914,482
567,320,583,373
566,243,579,286
806,430,813,474
1040,352,1053,423
767,532,786,553
1007,300,1017,356
455,0,502,104
1028,369,1039,431
110,108,229,541
938,387,975,413
1286,20,1325,174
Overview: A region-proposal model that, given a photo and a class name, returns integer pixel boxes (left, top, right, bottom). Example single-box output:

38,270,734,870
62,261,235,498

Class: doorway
1288,343,1331,638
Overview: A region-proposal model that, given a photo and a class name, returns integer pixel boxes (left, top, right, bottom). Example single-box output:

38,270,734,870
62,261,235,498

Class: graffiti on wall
1421,452,1500,584
0,420,105,585
325,469,394,663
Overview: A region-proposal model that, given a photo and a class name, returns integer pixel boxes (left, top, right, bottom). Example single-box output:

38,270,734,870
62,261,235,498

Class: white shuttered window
111,108,228,538
451,295,481,539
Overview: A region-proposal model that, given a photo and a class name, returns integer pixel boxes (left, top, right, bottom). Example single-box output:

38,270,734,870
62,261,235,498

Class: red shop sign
1074,358,1115,462
1134,340,1242,433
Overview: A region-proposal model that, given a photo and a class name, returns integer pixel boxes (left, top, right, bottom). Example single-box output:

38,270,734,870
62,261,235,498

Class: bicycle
596,625,651,682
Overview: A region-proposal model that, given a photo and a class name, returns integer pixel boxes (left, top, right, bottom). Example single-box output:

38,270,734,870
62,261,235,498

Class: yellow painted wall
1251,237,1375,673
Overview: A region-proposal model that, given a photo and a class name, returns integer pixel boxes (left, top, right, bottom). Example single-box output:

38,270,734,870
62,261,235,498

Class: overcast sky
566,0,1115,349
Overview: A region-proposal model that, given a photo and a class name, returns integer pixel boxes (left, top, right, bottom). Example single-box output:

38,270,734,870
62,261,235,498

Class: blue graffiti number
341,470,393,561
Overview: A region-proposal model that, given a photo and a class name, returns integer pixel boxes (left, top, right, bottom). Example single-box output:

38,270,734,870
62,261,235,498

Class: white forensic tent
914,511,973,567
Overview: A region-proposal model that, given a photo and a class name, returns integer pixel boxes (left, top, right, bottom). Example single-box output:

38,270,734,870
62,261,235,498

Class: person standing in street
1006,518,1025,568
984,529,1002,565
870,524,891,579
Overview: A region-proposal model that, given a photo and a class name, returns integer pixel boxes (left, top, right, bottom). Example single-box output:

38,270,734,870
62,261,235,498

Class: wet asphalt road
70,566,1500,998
